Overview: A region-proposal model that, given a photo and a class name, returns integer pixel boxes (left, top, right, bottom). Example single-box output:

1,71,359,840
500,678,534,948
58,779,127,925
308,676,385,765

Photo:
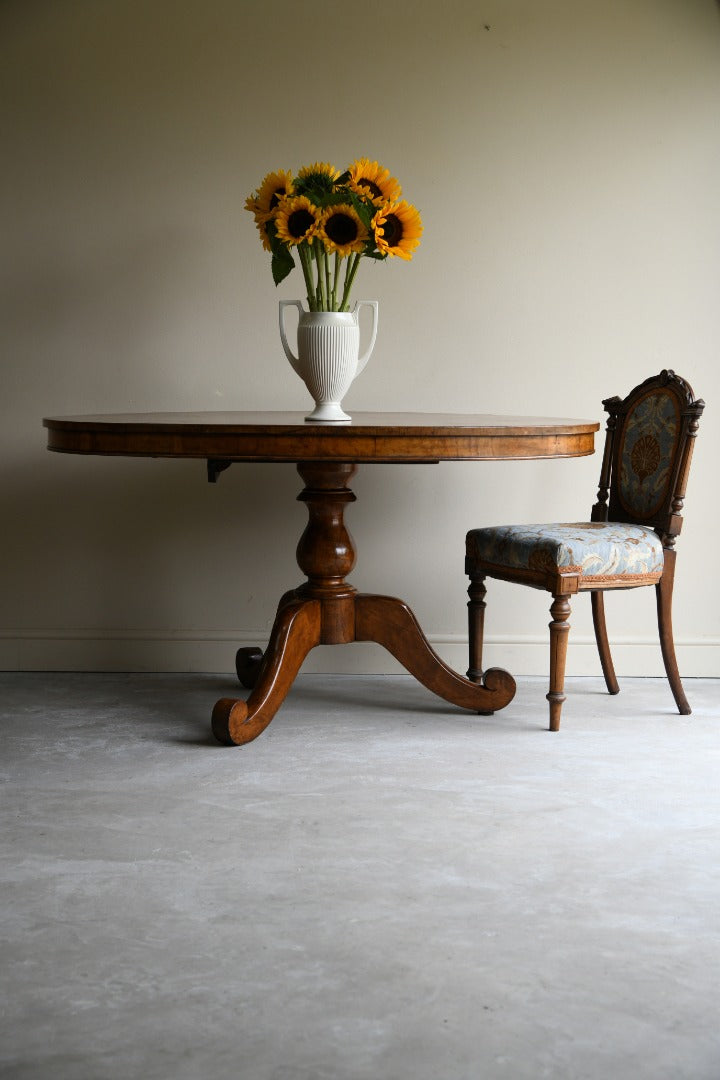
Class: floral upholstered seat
465,370,704,731
466,522,664,583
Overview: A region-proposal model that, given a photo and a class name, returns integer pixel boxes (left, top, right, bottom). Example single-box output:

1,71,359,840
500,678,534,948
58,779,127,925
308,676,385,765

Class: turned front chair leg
547,594,572,731
467,575,487,683
591,590,620,695
656,550,690,715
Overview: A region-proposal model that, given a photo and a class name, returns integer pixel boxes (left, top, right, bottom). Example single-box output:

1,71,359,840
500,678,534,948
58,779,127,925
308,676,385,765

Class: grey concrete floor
1,673,719,1080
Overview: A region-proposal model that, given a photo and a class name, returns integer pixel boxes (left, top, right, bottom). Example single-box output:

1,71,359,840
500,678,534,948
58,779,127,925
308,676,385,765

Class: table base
211,462,516,746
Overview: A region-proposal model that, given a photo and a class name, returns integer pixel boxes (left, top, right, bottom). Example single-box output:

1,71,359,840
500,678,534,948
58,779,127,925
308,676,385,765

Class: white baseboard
1,628,718,677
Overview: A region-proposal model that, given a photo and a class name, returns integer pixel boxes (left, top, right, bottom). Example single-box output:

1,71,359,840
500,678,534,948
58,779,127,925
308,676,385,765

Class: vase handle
354,301,379,375
278,300,305,375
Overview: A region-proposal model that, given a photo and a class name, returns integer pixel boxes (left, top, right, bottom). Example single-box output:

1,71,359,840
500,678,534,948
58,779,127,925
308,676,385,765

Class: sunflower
347,158,401,206
251,214,274,252
319,204,368,256
274,195,321,246
250,170,294,217
295,162,341,197
372,200,423,260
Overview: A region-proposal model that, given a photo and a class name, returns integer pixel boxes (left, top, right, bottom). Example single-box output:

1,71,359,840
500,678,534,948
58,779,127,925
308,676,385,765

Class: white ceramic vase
278,300,379,422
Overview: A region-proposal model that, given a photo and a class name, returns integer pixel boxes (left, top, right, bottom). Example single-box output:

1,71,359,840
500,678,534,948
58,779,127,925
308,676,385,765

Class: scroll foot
212,598,321,745
235,647,264,689
234,589,303,689
355,594,515,714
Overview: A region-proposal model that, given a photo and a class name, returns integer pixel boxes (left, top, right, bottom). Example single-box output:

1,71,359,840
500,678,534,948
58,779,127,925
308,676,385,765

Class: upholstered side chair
465,370,705,731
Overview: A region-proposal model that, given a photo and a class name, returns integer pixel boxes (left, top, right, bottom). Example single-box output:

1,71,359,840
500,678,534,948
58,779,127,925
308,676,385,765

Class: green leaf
352,196,376,229
271,247,295,286
311,190,347,209
266,219,295,285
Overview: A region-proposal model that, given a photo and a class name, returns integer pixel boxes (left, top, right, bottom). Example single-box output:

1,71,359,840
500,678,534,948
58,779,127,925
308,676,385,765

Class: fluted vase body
279,301,378,422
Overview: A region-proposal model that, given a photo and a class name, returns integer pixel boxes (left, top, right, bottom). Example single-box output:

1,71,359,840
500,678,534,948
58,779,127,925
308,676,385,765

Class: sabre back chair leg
547,594,572,731
591,590,620,695
656,550,691,715
467,575,487,683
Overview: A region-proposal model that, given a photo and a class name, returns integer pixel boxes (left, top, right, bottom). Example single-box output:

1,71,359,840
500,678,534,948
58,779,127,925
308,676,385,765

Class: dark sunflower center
269,188,285,210
325,212,358,246
380,213,403,246
359,179,383,199
288,208,315,239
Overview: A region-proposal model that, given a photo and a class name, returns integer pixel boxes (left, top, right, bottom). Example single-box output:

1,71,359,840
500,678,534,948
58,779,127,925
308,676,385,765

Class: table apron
45,430,596,462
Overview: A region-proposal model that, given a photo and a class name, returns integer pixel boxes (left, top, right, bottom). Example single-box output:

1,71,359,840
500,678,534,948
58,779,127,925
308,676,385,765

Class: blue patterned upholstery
466,522,664,581
617,389,680,518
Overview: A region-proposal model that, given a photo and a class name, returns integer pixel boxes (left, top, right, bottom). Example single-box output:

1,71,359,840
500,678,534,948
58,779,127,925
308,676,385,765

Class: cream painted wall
1,0,718,677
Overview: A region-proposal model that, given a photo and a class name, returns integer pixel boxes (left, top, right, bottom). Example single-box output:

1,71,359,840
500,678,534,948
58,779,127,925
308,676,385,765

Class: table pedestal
211,462,515,745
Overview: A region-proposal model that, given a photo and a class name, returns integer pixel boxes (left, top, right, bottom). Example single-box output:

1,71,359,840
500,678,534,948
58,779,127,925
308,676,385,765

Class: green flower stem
322,249,329,309
332,253,342,311
314,244,326,309
340,253,362,311
298,244,316,310
324,251,332,311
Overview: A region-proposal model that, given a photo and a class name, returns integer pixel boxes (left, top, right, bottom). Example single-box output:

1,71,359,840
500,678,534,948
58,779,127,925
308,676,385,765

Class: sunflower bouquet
245,159,422,312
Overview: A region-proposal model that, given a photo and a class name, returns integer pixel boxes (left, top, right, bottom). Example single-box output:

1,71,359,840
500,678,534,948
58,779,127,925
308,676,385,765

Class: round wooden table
44,412,598,745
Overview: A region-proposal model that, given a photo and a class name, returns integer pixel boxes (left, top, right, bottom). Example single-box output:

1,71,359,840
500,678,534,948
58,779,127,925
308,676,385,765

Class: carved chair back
591,370,705,548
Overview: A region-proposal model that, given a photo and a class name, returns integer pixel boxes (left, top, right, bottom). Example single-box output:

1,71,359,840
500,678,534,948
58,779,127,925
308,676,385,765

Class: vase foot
305,402,352,423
